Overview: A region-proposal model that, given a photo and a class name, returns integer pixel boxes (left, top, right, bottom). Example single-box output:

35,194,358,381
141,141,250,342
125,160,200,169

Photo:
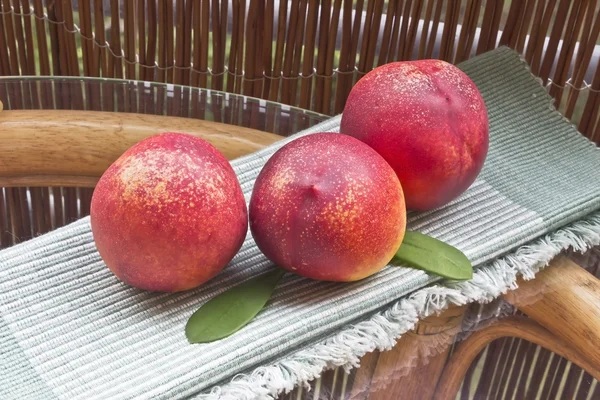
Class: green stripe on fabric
460,48,600,228
0,315,58,400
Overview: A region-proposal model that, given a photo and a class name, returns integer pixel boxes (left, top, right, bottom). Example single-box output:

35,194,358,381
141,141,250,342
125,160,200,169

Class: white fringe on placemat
200,211,600,400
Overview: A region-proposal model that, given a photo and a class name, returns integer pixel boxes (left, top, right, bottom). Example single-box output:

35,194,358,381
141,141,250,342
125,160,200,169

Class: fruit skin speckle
340,59,489,211
249,133,406,282
90,132,248,292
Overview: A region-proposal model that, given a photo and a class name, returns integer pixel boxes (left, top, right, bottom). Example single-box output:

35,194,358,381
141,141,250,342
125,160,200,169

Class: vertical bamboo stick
538,0,572,84
78,0,92,76
165,0,174,84
51,187,63,230
174,0,185,85
439,0,460,61
289,0,307,106
418,0,435,59
578,53,600,136
137,0,146,80
357,0,375,78
20,0,36,74
0,4,11,75
268,0,287,101
364,0,384,68
425,0,443,58
192,0,202,88
530,0,557,74
252,0,265,99
299,0,318,110
524,0,546,63
498,0,524,47
262,0,275,100
322,0,342,115
210,0,223,90
61,0,81,77
548,0,588,108
377,0,397,66
404,0,424,60
93,0,108,77
147,0,158,82
0,188,10,248
386,0,403,64
281,0,299,105
565,3,600,119
455,0,481,63
10,0,29,74
243,0,258,97
124,0,136,80
78,0,96,110
109,0,124,79
2,0,21,74
233,0,244,93
5,189,23,245
515,0,537,53
395,0,412,61
157,0,167,82
333,0,354,113
182,0,193,86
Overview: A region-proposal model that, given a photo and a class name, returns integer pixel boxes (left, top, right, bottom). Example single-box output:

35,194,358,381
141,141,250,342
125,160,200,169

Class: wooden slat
0,187,9,247
289,0,307,106
455,0,482,63
395,0,412,61
425,0,443,58
403,0,424,61
2,0,21,74
333,0,355,113
377,0,398,66
564,0,600,120
298,0,318,110
0,110,283,187
0,1,12,75
123,0,136,80
165,0,175,84
10,0,30,76
538,0,573,84
548,0,588,108
530,0,557,74
19,0,36,75
243,0,258,97
322,0,342,115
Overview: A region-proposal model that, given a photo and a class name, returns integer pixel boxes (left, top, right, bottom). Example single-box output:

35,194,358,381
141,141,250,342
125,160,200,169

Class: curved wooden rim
434,316,600,400
0,110,283,188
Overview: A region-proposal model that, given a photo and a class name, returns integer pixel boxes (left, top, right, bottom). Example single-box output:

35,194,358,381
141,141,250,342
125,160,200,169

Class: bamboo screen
0,0,598,141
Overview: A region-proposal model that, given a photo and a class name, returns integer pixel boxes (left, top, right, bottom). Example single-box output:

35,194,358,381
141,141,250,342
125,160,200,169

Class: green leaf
185,268,285,344
391,231,473,280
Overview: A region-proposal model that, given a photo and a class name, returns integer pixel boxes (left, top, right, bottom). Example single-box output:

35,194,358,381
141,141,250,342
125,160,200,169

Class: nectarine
249,133,406,282
340,59,488,210
90,133,248,292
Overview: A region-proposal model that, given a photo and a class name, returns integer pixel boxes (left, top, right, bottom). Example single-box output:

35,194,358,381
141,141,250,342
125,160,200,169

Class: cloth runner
2,47,600,400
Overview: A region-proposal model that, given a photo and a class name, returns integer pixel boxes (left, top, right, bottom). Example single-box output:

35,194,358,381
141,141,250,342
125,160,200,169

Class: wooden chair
1,1,599,398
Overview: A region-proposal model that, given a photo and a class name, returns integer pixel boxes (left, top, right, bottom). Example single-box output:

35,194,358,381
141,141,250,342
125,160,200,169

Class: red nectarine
90,133,248,292
340,59,489,210
249,133,406,282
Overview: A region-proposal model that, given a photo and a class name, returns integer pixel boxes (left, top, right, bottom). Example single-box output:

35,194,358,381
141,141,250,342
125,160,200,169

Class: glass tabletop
0,76,330,137
1,76,599,400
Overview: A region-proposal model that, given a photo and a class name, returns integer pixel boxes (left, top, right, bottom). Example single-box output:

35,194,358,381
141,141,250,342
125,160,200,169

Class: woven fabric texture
1,47,600,399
